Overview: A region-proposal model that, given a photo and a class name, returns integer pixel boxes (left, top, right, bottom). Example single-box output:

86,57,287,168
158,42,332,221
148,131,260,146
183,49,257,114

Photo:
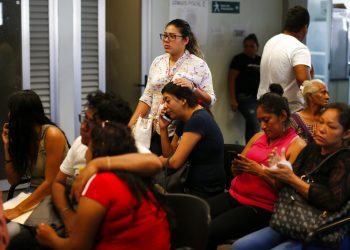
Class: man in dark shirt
228,33,261,143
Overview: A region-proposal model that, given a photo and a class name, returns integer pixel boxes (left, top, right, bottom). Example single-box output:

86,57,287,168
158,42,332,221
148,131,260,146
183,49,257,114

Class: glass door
0,0,22,179
306,0,332,83
105,0,141,110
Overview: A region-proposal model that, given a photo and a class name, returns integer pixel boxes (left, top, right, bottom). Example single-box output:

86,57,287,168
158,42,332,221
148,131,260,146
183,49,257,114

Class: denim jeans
237,94,260,143
232,226,350,250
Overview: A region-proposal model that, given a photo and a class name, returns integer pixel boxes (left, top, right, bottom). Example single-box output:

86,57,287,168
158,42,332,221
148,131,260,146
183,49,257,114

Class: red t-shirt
82,172,170,250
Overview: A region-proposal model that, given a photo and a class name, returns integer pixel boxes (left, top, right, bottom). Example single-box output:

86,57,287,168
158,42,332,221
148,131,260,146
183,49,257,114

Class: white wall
57,0,80,143
207,0,283,144
149,0,283,144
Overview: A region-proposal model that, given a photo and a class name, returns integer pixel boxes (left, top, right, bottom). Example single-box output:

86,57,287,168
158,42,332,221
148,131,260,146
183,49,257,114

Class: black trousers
150,133,163,156
206,192,271,250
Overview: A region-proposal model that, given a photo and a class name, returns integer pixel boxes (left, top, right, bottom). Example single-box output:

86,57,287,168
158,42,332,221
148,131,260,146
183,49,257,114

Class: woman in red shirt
36,122,170,250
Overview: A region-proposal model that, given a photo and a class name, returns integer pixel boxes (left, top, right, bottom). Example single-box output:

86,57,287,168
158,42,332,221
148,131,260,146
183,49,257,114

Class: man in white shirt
257,5,311,112
52,91,161,235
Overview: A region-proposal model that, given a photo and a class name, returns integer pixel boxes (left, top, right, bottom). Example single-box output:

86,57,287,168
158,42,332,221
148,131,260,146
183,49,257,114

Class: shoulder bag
270,147,350,247
291,113,314,143
157,155,191,193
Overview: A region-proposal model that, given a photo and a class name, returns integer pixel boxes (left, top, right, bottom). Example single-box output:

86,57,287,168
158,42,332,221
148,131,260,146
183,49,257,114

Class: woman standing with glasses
128,19,216,155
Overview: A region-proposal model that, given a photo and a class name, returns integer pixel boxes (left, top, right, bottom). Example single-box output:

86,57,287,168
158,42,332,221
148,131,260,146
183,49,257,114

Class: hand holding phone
230,151,240,160
162,114,172,122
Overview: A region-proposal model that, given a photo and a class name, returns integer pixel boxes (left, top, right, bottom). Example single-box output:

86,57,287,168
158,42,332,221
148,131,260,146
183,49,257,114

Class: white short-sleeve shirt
258,34,311,112
59,137,151,177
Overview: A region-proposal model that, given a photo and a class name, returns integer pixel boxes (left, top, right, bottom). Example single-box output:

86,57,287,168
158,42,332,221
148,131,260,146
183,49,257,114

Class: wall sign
212,1,240,14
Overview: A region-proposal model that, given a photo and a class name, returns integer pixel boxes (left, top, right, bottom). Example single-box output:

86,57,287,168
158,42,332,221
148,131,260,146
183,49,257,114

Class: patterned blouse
290,112,316,143
139,50,215,134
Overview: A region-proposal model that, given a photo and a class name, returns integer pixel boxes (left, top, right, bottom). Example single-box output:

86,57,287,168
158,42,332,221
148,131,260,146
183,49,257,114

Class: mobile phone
230,151,240,160
162,114,172,122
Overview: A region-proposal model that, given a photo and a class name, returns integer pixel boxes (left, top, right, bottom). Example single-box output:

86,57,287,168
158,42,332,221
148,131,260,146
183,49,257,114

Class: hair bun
269,83,284,96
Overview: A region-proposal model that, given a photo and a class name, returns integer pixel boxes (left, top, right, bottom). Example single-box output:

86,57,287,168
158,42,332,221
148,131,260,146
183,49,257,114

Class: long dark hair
8,90,55,177
166,19,203,58
90,122,161,218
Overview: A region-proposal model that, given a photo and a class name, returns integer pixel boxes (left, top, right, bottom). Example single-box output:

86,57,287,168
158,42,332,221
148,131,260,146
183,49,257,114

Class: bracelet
106,156,111,170
62,207,70,214
164,156,172,168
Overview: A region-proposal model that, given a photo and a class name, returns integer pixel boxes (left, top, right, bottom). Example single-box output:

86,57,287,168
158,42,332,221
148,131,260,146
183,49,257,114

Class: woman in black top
158,82,225,199
228,33,261,143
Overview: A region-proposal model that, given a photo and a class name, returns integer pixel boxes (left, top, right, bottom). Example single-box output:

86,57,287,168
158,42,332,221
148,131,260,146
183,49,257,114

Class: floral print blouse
139,50,215,134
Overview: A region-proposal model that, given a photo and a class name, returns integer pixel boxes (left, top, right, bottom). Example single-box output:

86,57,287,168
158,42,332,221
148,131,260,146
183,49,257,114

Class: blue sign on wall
212,1,240,14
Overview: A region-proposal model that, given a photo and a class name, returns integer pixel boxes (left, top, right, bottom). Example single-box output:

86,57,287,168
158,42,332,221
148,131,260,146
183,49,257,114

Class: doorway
105,0,141,109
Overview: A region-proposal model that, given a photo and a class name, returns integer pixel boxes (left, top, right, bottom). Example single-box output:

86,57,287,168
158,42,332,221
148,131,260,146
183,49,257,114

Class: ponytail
166,19,203,58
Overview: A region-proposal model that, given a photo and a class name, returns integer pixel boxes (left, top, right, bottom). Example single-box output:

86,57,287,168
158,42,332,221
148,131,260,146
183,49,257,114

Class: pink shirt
229,128,298,212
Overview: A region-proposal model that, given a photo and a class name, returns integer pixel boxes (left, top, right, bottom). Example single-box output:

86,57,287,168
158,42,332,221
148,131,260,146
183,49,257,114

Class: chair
163,193,211,250
224,144,244,189
7,177,31,201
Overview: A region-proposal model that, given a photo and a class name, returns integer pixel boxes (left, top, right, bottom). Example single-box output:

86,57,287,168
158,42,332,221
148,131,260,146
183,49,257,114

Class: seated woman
232,102,350,250
36,122,170,250
158,82,225,199
290,79,329,143
205,84,306,250
2,90,68,247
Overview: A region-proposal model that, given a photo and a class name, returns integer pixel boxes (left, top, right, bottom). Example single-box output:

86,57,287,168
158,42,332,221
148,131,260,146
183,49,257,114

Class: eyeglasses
160,33,184,41
78,113,97,127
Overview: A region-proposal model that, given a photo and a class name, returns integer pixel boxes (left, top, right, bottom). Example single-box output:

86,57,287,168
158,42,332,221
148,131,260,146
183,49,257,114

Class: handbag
132,115,153,149
270,147,350,246
156,156,191,193
163,161,191,193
